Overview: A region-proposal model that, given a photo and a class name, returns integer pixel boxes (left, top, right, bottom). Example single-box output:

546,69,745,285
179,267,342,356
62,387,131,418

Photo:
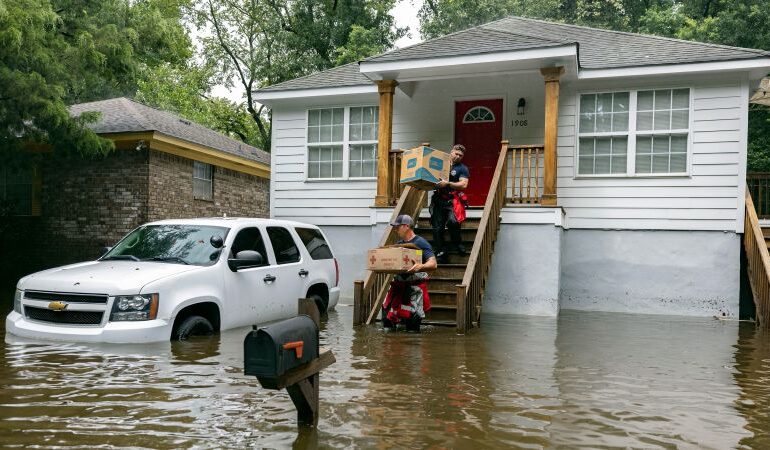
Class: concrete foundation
322,222,742,317
559,229,740,317
485,224,562,316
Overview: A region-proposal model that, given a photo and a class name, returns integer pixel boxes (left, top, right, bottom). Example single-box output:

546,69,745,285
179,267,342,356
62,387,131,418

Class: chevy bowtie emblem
48,301,68,311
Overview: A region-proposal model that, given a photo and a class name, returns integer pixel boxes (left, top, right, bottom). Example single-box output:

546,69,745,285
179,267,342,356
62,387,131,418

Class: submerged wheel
173,315,214,340
310,293,328,315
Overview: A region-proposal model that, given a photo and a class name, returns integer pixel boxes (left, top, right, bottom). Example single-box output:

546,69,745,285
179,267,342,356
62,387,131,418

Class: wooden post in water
353,280,364,326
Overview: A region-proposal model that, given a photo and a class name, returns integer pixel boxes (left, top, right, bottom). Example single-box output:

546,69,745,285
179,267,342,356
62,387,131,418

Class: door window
230,227,268,265
267,227,301,264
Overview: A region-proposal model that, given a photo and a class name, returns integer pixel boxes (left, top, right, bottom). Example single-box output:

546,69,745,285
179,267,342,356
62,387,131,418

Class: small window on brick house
0,166,34,216
193,161,213,200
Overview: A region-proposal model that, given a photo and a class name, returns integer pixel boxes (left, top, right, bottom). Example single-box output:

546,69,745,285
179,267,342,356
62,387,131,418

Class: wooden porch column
375,80,398,207
540,67,565,206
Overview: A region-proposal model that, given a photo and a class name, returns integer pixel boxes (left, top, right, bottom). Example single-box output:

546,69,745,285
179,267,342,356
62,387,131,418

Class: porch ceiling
359,45,578,83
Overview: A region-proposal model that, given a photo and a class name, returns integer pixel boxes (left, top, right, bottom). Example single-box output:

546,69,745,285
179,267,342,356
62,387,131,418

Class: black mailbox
244,315,319,384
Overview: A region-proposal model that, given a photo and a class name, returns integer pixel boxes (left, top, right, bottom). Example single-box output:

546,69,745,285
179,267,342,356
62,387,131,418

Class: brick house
2,97,270,279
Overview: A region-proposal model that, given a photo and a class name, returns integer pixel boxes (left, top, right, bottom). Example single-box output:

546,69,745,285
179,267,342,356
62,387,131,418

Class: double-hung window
578,88,690,176
307,106,378,179
193,161,213,200
0,166,34,215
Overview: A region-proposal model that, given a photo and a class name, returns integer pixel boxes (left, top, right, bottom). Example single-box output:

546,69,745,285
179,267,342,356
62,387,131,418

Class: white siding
557,74,748,231
270,72,749,232
270,101,378,225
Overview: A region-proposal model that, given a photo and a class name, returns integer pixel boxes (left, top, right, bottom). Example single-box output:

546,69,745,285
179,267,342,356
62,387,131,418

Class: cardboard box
399,146,451,191
367,247,423,273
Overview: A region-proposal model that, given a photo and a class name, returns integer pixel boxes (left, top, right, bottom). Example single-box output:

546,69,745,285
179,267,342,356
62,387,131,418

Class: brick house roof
69,97,270,165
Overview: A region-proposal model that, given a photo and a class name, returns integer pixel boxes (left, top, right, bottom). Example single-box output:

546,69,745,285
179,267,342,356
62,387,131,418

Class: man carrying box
382,214,437,332
431,144,470,263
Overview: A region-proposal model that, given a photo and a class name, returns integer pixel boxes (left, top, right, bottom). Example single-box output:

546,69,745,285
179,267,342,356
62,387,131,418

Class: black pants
431,198,462,254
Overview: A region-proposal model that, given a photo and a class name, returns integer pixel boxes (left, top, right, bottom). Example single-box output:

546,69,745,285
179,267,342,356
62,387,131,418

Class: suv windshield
103,225,229,266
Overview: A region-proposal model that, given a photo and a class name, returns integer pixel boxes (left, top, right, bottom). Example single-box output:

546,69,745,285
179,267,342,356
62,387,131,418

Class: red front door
454,99,504,206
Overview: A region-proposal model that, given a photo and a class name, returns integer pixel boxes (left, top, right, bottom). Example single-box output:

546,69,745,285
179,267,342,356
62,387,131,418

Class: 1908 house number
513,119,528,127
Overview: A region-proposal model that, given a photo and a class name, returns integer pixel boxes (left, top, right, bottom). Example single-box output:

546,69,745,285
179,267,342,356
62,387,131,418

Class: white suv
6,218,340,343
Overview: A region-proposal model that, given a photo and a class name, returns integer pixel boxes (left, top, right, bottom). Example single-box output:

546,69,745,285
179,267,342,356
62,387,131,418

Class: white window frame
462,106,496,123
574,87,693,178
305,105,378,181
193,161,213,200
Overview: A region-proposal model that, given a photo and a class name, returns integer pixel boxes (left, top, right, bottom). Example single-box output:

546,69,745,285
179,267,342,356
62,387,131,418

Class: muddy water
2,306,770,448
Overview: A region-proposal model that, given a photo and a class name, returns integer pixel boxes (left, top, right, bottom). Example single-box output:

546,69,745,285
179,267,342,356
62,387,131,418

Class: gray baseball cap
390,214,414,227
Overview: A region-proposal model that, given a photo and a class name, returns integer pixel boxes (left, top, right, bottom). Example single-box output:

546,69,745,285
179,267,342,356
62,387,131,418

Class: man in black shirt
431,144,470,262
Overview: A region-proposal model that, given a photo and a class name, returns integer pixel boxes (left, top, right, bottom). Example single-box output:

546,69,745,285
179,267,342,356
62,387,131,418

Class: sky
210,0,424,102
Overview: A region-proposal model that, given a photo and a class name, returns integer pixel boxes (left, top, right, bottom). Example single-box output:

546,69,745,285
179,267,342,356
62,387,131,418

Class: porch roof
255,16,770,97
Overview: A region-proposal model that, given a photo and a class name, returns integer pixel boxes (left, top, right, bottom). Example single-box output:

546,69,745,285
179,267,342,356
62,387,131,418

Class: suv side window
230,227,268,265
295,227,333,260
266,227,301,264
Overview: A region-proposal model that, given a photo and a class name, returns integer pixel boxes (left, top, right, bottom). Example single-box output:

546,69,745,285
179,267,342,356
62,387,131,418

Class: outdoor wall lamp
517,98,526,115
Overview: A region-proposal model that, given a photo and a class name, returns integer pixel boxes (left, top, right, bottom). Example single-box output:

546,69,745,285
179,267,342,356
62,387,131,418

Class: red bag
452,191,468,223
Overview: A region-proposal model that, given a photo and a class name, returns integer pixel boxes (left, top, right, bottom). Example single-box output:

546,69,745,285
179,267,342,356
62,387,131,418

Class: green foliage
1,0,191,159
191,0,405,148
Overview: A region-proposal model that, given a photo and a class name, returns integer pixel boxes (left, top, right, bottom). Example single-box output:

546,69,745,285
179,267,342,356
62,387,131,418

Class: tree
191,0,405,149
0,0,191,160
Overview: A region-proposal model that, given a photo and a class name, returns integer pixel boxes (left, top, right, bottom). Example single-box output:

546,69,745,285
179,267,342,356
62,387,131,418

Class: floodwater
2,304,770,449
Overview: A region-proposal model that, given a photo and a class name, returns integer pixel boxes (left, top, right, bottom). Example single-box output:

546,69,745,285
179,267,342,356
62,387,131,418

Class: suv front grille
24,291,108,304
25,306,104,325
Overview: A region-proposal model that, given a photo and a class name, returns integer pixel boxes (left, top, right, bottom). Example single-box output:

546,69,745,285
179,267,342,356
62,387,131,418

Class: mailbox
244,315,319,382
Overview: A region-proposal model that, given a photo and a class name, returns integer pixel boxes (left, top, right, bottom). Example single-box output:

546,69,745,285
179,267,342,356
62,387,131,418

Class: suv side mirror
101,246,112,256
228,250,264,271
210,235,224,248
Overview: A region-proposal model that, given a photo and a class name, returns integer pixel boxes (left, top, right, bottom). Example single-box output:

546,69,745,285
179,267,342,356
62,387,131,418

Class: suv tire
310,293,328,315
174,315,214,340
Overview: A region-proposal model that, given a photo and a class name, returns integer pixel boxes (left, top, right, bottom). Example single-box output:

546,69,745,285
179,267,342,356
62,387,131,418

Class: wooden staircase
413,215,480,326
743,188,770,328
353,141,539,333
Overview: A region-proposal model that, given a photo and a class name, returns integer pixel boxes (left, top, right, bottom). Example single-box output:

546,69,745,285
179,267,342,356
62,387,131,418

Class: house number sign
513,119,528,127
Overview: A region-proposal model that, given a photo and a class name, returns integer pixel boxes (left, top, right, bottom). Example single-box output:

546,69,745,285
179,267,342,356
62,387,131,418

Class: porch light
517,98,526,115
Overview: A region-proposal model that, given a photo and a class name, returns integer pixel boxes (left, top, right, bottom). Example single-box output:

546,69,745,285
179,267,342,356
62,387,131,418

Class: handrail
746,173,770,219
743,188,770,327
455,141,510,333
388,149,404,205
509,145,544,204
352,185,428,325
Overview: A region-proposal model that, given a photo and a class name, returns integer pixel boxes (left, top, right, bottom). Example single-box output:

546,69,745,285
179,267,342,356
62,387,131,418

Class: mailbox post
244,298,336,426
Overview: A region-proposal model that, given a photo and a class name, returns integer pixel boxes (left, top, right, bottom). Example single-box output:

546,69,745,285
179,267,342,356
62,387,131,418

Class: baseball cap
390,214,414,227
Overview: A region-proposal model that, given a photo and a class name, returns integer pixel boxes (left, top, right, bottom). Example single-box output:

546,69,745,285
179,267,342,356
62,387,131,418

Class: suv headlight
110,294,159,321
13,289,22,314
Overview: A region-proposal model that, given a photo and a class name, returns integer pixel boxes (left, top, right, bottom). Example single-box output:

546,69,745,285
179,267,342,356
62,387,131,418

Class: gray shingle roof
257,62,371,92
256,16,770,94
69,97,270,165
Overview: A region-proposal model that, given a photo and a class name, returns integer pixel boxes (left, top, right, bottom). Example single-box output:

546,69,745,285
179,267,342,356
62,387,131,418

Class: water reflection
1,307,768,448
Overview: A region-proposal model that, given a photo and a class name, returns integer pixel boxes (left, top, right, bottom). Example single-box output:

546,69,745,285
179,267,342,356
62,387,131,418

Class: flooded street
2,303,770,448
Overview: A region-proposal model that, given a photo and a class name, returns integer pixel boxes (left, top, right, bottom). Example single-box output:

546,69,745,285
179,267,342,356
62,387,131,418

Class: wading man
431,144,470,263
382,215,437,332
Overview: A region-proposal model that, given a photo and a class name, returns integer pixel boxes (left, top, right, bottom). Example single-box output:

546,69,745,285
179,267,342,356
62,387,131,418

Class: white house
254,16,770,323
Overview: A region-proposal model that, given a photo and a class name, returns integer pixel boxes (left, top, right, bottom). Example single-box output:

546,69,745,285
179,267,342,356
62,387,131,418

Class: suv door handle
298,269,309,277
263,274,276,283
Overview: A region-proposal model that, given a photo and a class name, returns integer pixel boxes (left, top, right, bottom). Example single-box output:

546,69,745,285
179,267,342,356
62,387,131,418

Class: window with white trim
193,161,213,200
306,106,378,179
578,88,690,176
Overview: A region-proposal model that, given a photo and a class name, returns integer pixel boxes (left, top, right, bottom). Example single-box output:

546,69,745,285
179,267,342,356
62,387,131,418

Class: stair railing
455,140,510,333
510,145,545,204
744,188,770,327
353,185,428,325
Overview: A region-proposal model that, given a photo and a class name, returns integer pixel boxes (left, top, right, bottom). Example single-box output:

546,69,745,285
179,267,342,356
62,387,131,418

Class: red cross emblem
370,254,377,265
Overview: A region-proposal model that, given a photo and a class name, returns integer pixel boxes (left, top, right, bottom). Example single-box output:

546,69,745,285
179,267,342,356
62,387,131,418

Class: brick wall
147,150,269,220
3,149,150,276
3,148,269,280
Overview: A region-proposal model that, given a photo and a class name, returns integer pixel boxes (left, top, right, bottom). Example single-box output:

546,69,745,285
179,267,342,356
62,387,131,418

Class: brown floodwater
2,304,770,448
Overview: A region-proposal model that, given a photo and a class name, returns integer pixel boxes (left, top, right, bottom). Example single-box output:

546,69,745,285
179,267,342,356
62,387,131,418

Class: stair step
432,264,467,278
428,277,463,291
428,290,457,306
425,305,458,322
422,319,457,327
414,228,478,241
417,218,480,230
